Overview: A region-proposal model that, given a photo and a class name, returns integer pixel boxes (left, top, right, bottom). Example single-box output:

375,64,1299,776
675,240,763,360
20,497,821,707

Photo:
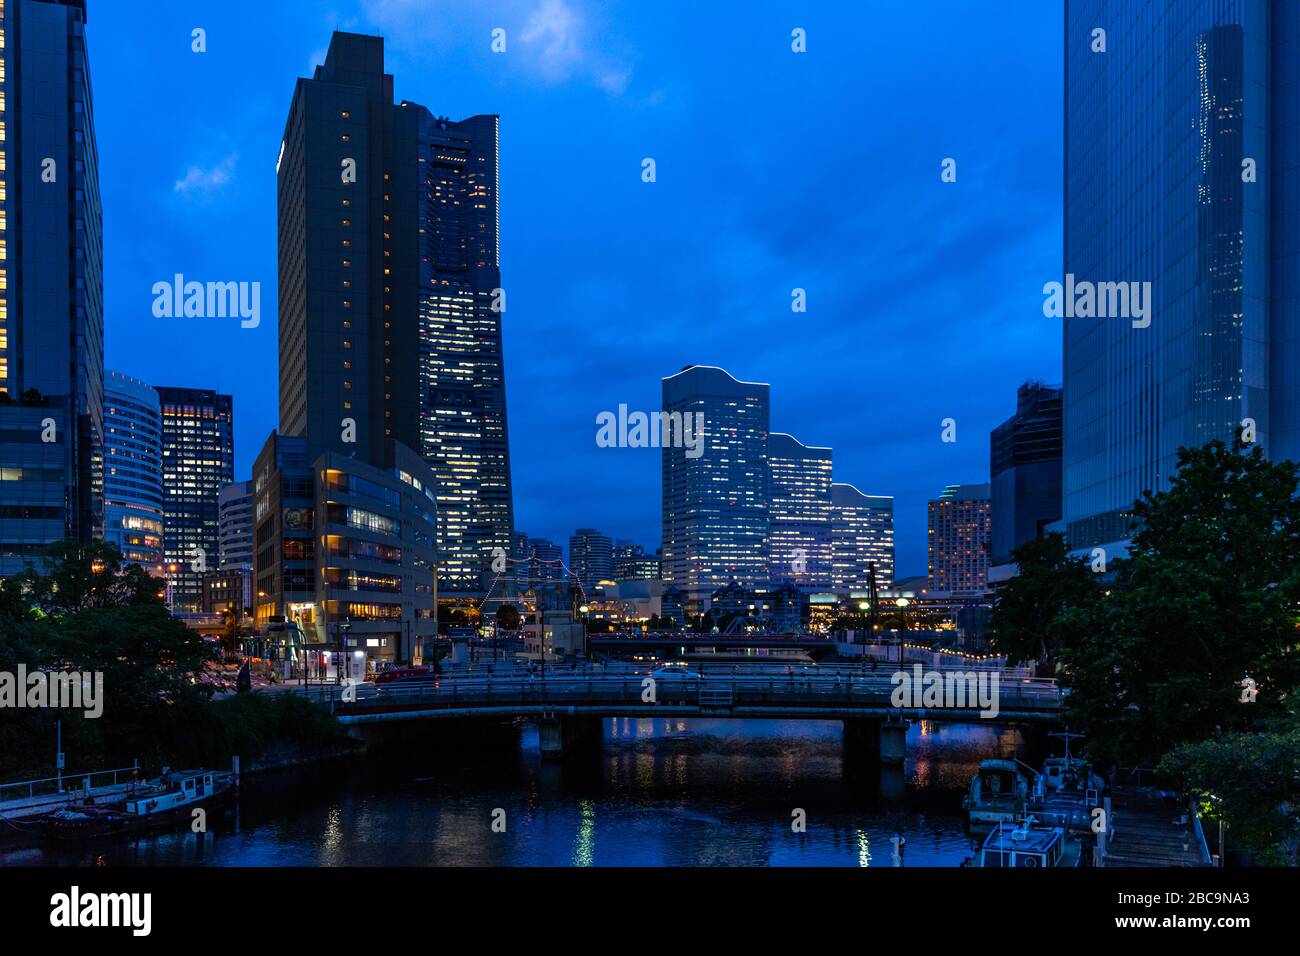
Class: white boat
961,759,1031,836
967,820,1084,868
36,769,235,841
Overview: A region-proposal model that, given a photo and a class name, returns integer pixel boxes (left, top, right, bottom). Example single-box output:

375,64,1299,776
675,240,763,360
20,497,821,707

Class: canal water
2,719,1034,867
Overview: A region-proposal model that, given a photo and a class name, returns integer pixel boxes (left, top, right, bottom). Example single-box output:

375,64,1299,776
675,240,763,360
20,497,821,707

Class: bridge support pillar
843,719,880,761
879,720,907,766
539,715,602,759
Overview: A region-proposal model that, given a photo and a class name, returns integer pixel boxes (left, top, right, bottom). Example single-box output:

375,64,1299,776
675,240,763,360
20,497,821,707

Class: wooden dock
1102,787,1213,867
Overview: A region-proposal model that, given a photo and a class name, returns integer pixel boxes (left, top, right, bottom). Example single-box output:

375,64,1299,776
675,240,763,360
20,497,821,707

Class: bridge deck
325,671,1061,725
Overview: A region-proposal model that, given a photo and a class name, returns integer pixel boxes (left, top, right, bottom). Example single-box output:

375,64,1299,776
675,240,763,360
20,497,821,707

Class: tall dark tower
0,0,104,575
277,31,514,599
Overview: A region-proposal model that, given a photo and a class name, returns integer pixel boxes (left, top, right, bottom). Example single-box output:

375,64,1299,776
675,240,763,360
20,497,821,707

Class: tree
1059,441,1300,766
14,540,164,616
221,611,243,661
495,603,521,632
988,531,1098,666
1158,707,1300,865
0,542,211,778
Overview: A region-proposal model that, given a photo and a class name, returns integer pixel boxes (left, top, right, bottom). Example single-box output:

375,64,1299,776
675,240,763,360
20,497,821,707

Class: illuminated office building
157,386,233,612
927,483,991,594
0,0,104,575
661,365,770,610
251,431,438,663
613,540,660,582
767,432,832,592
830,483,895,592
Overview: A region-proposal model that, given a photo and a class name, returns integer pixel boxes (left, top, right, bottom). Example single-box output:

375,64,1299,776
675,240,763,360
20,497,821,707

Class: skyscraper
830,483,895,592
1062,0,1300,553
217,480,254,571
277,31,513,600
568,528,613,593
767,432,832,591
989,382,1062,568
927,483,991,594
157,386,233,612
0,0,103,576
103,372,163,574
661,365,769,610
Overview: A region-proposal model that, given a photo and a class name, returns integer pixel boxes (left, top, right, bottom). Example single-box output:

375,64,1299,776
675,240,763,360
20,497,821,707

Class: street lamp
894,598,910,670
857,601,870,676
864,562,880,675
337,619,352,684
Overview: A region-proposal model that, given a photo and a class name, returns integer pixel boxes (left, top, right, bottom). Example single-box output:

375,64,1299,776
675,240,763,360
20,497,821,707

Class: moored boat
961,759,1032,836
966,819,1085,868
34,769,235,841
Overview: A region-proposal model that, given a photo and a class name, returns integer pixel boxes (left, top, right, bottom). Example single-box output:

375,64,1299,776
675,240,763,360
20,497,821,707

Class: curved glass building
103,371,163,573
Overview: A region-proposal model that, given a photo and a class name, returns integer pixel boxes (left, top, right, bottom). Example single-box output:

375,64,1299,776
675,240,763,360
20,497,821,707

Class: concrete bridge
587,634,840,660
321,666,1062,759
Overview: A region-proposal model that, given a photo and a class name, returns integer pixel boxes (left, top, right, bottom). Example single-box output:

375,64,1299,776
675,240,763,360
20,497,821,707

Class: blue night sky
96,0,1063,578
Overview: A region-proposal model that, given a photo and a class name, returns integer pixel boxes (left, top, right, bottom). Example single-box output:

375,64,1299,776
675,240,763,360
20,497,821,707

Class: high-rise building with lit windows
0,0,104,576
103,371,163,574
278,31,514,600
661,365,770,610
767,432,832,592
613,540,660,581
1063,0,1300,554
568,528,613,593
830,483,894,593
157,386,233,612
927,483,991,594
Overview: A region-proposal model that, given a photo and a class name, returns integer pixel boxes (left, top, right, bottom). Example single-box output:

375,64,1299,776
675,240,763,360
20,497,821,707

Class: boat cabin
124,771,216,816
978,823,1068,868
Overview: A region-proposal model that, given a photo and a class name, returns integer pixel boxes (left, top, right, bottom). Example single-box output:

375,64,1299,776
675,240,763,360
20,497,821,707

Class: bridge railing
329,672,1061,714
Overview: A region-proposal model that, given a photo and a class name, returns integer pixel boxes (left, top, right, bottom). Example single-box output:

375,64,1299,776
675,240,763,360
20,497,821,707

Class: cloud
518,0,631,93
356,0,632,95
173,154,238,196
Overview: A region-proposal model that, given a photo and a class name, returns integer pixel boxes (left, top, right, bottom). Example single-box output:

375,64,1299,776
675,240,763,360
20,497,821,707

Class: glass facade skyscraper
1063,0,1300,551
103,371,163,574
0,0,103,576
830,483,895,593
278,32,513,601
989,382,1062,567
767,432,832,592
157,386,233,612
661,365,770,610
413,109,515,599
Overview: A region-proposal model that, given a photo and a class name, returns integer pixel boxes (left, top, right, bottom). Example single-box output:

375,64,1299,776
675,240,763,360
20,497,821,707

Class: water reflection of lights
857,828,872,867
323,805,343,852
571,800,595,866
